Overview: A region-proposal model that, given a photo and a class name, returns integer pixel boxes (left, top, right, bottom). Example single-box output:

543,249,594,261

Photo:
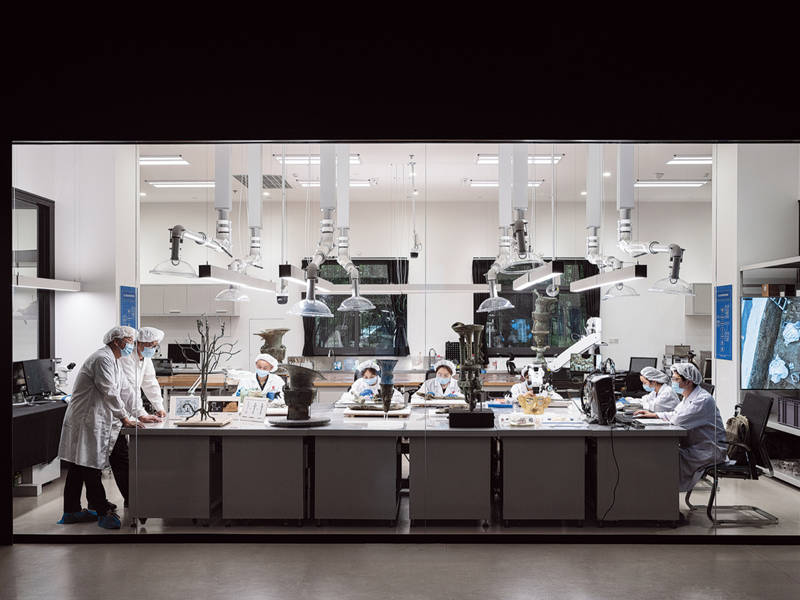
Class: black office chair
699,382,715,395
685,392,778,526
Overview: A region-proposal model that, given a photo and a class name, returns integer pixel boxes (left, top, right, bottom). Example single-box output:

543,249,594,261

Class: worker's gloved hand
445,394,459,398
139,415,161,423
360,389,374,397
156,410,167,418
266,391,276,400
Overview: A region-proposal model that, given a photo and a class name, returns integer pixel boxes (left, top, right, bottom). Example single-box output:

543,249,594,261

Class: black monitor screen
168,344,200,364
629,357,657,374
22,359,56,397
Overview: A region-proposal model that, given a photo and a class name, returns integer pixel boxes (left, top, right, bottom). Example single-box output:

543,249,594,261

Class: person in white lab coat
635,363,727,492
509,364,536,400
111,327,164,507
235,353,286,400
637,366,680,412
57,326,145,529
417,359,463,397
349,360,403,403
120,326,167,417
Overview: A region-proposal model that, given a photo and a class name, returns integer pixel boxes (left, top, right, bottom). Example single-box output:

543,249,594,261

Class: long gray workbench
125,405,687,527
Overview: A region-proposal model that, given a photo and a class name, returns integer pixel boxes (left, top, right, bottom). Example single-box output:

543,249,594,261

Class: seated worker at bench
417,359,463,398
635,363,726,492
349,360,403,403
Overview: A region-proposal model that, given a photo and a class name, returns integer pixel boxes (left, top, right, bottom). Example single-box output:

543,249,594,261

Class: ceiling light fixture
198,264,276,293
147,180,215,188
139,155,190,166
476,154,564,165
512,260,564,291
278,264,335,293
274,154,361,165
570,264,647,293
634,179,708,188
666,155,712,165
603,172,611,177
13,274,81,292
139,192,146,197
468,179,544,188
296,179,374,188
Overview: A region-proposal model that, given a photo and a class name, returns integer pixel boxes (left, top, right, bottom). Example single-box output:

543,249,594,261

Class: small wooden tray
175,419,232,427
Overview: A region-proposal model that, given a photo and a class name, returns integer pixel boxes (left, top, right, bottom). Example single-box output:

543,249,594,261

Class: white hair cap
357,360,380,374
103,326,136,345
640,366,670,384
255,353,279,373
137,327,165,343
433,359,456,375
520,364,536,378
671,362,703,385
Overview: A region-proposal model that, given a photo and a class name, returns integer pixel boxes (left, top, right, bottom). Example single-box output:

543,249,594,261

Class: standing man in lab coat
57,326,145,529
112,327,164,506
635,363,727,492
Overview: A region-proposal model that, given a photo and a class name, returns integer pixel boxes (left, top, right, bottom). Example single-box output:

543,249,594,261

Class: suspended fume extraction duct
503,143,543,274
288,145,337,318
613,144,693,296
477,145,516,313
569,144,647,294
149,224,233,277
335,143,375,312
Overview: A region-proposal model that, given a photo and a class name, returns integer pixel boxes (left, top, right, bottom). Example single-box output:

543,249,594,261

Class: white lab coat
58,346,128,470
509,381,534,399
418,377,463,397
642,384,680,412
656,386,728,492
119,352,163,415
349,377,403,402
235,372,286,399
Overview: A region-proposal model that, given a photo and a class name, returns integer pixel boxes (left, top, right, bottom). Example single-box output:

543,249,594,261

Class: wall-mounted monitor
741,297,800,390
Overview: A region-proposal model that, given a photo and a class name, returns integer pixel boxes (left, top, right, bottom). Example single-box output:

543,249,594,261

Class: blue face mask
643,384,654,392
141,347,156,359
120,342,134,357
364,376,378,386
256,369,270,378
436,376,451,386
671,381,683,395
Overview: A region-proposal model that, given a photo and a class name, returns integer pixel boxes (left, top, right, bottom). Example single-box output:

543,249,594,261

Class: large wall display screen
741,297,800,390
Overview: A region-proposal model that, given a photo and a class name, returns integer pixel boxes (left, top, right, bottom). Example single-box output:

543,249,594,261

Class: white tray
411,398,467,407
343,406,412,418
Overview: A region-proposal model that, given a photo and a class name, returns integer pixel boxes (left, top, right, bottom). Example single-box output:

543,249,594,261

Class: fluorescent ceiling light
13,274,81,292
262,191,270,196
198,264,276,293
274,154,361,165
139,155,190,166
580,191,587,196
278,264,334,293
476,154,564,165
634,180,708,188
469,179,544,188
512,261,564,291
147,180,215,188
139,192,146,196
297,179,374,188
603,172,611,177
666,155,712,165
570,264,647,293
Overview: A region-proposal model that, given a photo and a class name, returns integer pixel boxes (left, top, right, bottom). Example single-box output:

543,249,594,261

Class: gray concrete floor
2,543,800,600
13,467,800,536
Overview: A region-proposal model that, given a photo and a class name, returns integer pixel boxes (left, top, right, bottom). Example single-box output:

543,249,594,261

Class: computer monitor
168,343,200,364
21,359,56,397
570,353,595,373
629,356,657,374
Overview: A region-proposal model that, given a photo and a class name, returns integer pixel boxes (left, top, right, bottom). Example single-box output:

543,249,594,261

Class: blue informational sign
715,284,733,360
120,286,138,329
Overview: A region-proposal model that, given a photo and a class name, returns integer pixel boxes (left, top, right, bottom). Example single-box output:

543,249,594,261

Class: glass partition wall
12,141,800,540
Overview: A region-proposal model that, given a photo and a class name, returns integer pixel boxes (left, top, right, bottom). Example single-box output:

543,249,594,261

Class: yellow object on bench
518,394,551,415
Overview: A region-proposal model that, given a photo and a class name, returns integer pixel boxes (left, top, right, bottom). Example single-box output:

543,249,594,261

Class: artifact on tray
449,322,494,427
176,317,240,424
517,392,552,415
268,365,330,427
377,359,399,413
255,328,290,375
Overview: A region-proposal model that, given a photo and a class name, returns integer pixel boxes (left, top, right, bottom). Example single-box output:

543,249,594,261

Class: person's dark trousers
63,461,110,514
109,434,129,506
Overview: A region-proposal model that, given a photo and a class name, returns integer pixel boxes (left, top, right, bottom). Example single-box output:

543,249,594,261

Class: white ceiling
138,142,713,205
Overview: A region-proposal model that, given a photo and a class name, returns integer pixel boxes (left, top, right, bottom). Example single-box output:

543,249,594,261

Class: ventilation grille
233,174,293,190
